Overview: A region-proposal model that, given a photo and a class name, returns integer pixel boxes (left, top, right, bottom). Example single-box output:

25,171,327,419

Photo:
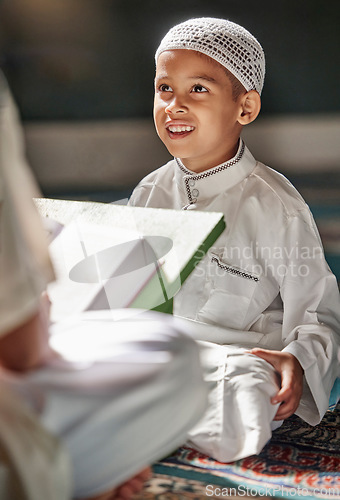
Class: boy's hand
250,348,304,421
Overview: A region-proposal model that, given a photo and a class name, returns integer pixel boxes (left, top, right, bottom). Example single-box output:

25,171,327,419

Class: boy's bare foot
82,467,152,500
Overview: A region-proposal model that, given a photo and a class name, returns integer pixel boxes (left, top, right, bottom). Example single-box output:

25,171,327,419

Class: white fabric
186,341,280,462
129,138,340,435
0,383,72,500
0,75,54,338
2,311,208,498
155,17,265,95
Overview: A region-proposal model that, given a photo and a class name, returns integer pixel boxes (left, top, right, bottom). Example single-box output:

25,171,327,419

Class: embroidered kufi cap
155,17,265,95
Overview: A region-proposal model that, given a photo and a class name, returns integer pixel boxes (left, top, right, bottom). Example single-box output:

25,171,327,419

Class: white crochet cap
155,17,265,95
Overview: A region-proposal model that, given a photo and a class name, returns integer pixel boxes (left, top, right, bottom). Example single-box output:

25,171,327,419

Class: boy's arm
274,213,340,424
251,348,304,420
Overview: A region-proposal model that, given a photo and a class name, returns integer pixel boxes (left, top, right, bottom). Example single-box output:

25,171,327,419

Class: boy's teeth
168,125,194,133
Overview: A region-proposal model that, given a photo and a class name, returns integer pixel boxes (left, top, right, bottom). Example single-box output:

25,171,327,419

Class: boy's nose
165,96,187,114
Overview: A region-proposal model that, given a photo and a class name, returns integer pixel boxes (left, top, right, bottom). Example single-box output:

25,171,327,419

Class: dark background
0,0,339,121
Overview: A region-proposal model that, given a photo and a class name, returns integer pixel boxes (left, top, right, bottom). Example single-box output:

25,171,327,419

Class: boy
0,72,207,499
128,17,340,462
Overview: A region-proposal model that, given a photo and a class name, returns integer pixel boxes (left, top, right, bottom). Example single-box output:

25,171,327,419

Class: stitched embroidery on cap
155,18,265,95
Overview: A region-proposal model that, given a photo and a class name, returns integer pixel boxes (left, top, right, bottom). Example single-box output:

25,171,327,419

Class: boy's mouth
166,124,195,139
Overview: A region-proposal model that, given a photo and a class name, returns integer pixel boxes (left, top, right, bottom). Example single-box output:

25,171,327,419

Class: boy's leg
3,312,207,499
187,342,280,462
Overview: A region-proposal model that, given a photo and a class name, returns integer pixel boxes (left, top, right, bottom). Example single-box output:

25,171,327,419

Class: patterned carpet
137,404,340,499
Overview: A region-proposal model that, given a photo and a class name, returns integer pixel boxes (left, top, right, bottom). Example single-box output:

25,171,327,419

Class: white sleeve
279,210,340,424
0,76,54,337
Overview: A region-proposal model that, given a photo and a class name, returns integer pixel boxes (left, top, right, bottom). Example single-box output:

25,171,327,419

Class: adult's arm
0,294,56,372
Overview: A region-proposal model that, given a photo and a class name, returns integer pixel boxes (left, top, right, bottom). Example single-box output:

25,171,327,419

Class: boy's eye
192,85,208,93
159,84,172,92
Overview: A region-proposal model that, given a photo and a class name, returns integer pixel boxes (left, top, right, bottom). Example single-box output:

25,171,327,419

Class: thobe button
192,189,199,197
188,179,196,187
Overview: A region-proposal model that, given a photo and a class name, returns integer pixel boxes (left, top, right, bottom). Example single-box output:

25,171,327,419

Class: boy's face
154,49,244,173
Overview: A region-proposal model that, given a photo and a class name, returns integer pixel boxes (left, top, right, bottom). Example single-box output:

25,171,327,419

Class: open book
35,198,225,321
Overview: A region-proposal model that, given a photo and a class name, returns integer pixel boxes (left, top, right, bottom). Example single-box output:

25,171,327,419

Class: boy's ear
237,90,261,125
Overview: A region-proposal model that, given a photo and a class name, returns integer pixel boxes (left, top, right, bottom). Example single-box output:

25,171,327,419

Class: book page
48,219,164,321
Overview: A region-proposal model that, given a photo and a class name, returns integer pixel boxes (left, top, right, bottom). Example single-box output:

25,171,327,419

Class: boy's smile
154,49,244,173
166,122,195,139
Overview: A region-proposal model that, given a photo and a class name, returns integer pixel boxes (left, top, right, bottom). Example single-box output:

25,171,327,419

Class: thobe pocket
197,254,259,330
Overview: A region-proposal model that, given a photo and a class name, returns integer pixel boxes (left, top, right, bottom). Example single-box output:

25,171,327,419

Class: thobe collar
174,139,257,207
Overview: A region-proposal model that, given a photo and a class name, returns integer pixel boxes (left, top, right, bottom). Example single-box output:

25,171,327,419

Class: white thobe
129,138,340,461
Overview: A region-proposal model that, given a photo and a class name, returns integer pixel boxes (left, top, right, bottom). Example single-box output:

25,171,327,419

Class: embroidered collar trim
175,140,245,205
175,139,245,176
